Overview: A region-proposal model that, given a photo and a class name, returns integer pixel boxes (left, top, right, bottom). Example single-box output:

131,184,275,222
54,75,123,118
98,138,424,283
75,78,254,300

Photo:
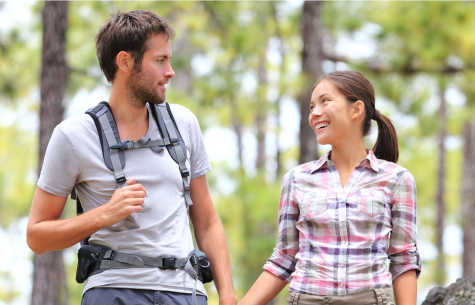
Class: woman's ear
352,100,365,121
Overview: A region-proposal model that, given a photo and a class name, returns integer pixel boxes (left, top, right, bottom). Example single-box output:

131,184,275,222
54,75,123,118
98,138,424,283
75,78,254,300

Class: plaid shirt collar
310,149,380,174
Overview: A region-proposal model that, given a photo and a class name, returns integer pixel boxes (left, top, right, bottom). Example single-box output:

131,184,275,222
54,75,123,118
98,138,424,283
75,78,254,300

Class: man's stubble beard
126,67,166,109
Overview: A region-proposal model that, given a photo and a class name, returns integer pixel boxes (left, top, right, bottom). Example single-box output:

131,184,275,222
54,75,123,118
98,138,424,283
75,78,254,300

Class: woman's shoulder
377,158,415,181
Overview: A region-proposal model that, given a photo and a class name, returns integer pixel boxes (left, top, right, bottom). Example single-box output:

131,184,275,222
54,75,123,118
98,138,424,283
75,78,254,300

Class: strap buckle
110,139,134,150
160,256,177,270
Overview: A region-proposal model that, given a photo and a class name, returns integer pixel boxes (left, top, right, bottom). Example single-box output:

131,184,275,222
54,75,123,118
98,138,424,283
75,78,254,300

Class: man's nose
165,63,175,79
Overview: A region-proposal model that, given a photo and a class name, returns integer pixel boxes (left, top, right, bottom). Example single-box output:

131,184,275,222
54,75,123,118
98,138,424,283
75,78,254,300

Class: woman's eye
322,98,330,103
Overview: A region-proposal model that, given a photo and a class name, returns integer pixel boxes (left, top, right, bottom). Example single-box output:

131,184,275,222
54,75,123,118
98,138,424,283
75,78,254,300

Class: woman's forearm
393,270,417,305
239,271,287,305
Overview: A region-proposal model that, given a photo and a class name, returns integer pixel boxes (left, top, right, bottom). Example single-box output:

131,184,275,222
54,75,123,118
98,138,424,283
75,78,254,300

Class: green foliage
0,125,37,227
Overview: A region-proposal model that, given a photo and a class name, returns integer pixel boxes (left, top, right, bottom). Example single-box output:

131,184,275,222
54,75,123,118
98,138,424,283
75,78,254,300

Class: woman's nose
310,106,322,118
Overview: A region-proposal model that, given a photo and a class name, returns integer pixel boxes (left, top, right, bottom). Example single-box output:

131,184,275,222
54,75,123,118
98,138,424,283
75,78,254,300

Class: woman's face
308,80,363,146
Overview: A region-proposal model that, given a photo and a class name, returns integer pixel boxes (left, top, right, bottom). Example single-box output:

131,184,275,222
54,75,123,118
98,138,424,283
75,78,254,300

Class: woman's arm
239,271,287,305
393,270,417,305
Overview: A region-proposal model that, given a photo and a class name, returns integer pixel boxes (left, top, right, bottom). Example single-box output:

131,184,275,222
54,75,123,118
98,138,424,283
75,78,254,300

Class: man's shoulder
167,103,195,120
57,113,97,139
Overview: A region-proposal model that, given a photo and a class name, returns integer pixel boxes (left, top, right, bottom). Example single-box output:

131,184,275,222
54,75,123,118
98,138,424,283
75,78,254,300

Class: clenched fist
98,178,147,227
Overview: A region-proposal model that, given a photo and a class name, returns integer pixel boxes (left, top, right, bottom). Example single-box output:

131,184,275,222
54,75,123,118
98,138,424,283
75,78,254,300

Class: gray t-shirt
37,102,211,296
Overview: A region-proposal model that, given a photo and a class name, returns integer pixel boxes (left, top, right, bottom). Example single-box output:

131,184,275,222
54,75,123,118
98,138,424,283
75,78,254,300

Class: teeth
315,123,329,130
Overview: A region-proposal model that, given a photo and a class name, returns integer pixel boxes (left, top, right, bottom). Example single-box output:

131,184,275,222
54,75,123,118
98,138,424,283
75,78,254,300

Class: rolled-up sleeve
388,170,422,280
263,172,299,283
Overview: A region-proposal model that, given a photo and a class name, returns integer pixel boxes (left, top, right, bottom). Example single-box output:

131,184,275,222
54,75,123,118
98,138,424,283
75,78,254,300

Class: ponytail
372,114,399,163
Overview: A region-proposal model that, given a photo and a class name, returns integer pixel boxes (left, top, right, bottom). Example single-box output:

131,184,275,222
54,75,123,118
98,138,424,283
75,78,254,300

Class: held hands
99,178,146,227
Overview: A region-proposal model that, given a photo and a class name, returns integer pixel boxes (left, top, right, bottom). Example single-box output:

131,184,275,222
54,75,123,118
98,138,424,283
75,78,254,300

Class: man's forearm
27,209,105,254
194,219,236,303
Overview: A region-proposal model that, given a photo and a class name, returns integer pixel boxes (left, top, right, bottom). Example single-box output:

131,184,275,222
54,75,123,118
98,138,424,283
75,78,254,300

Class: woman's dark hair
313,71,399,163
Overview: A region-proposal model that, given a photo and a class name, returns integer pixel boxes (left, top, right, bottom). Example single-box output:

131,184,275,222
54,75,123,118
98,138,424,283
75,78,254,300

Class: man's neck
108,83,149,141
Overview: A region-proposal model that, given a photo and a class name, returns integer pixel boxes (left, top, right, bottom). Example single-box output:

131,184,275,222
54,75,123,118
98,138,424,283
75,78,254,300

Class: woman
240,71,421,305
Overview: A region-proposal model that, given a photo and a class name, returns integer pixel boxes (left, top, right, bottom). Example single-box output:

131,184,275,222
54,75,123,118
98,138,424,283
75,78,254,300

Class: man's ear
352,100,365,121
116,51,134,74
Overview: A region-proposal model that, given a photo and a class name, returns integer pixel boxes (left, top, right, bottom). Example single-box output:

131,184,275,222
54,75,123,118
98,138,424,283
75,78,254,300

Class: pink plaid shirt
263,150,421,296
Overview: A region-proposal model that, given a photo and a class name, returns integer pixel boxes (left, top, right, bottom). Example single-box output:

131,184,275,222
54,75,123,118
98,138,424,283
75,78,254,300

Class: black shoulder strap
149,103,193,206
86,102,127,187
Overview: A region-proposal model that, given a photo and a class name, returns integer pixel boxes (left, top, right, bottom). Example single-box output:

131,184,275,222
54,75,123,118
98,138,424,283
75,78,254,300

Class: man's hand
27,178,146,254
98,178,146,226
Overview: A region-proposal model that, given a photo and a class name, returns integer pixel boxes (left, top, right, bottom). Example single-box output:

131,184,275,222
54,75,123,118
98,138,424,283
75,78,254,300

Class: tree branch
322,51,475,75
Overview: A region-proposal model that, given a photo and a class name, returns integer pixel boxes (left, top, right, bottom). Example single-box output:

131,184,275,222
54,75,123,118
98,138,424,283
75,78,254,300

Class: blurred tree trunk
170,32,193,93
299,1,324,164
256,53,267,170
462,110,475,279
32,2,69,305
271,2,286,178
436,82,446,285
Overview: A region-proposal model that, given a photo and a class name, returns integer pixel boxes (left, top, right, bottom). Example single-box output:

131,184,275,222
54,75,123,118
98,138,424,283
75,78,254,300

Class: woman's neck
330,141,368,173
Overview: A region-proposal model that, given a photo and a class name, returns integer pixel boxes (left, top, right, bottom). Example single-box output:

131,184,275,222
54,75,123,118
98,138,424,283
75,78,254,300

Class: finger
128,190,146,198
126,183,147,193
126,178,137,186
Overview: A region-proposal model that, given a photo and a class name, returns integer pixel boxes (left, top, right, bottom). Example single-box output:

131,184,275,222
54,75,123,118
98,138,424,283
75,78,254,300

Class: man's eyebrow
153,54,172,59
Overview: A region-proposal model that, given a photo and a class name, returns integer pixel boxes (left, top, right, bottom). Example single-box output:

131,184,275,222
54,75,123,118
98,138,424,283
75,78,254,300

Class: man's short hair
96,10,175,83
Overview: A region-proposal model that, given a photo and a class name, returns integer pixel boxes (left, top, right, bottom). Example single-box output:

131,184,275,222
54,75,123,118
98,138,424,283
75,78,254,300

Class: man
27,10,236,305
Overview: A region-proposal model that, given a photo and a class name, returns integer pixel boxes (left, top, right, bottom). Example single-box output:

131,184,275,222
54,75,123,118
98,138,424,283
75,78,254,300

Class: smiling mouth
315,122,329,132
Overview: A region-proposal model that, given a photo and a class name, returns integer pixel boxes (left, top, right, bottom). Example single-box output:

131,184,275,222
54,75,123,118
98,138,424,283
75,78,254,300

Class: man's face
126,33,175,108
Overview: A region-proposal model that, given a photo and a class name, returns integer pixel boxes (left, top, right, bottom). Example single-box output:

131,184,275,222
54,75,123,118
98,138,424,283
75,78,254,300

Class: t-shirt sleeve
37,125,80,197
187,111,212,180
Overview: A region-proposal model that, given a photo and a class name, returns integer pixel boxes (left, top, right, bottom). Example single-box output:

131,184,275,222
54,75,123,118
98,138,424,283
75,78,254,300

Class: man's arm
189,175,237,305
27,178,146,254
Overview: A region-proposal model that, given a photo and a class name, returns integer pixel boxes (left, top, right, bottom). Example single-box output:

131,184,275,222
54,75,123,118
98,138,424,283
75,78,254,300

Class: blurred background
1,1,475,304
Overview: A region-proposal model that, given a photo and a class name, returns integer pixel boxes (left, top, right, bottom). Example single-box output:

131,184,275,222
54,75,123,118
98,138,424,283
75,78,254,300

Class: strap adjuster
181,169,190,177
160,256,177,270
103,250,116,260
116,175,126,184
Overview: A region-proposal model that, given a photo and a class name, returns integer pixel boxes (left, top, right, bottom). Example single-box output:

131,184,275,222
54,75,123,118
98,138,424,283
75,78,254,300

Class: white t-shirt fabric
37,102,212,296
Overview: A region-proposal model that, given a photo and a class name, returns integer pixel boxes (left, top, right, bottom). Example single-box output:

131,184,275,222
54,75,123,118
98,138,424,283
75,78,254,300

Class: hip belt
76,244,213,305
